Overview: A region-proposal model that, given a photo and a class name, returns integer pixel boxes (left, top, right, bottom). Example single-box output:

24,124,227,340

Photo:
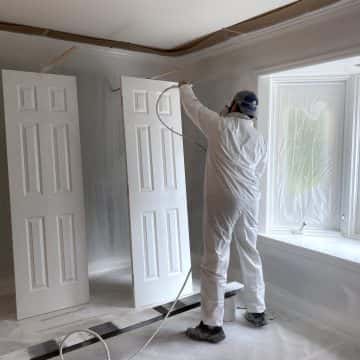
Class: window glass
272,81,346,230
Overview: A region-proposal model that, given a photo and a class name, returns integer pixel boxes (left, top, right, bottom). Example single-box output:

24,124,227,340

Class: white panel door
122,76,192,308
2,70,89,319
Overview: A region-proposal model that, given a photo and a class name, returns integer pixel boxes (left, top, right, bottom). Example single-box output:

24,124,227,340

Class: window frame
343,75,360,240
258,73,360,238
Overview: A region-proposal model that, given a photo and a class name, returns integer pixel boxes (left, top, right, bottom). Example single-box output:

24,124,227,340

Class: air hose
59,268,192,360
156,85,207,152
59,84,201,359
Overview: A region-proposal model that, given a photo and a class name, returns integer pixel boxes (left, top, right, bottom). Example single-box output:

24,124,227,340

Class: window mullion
340,78,354,236
346,75,360,238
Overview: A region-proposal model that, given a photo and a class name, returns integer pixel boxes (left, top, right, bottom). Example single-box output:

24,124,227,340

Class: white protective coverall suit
180,84,267,327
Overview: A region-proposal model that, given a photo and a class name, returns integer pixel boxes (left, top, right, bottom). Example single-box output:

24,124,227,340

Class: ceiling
0,0,297,48
0,0,341,55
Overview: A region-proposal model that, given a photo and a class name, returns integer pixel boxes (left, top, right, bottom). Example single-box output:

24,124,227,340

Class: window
260,72,360,238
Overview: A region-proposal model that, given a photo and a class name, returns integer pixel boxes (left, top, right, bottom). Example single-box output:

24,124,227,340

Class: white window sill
258,232,360,268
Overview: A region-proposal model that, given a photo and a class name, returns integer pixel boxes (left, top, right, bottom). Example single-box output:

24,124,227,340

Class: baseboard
88,257,131,277
266,282,360,342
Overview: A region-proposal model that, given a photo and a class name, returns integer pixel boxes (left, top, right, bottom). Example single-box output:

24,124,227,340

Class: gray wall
259,237,360,339
75,73,131,273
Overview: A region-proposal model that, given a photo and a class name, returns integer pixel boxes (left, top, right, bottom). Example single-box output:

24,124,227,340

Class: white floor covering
63,308,360,360
0,268,157,357
1,267,358,359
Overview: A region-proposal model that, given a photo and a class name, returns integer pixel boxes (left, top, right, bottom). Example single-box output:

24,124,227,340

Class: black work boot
186,321,226,343
244,312,268,327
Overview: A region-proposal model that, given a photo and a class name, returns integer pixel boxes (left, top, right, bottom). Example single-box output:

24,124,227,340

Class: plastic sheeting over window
271,80,346,231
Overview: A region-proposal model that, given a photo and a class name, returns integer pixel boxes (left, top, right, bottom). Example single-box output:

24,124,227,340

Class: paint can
224,296,236,322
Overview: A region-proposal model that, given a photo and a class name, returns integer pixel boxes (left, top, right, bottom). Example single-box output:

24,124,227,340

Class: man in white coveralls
179,82,267,343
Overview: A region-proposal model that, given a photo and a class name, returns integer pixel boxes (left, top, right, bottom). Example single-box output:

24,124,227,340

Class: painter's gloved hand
178,80,192,87
219,105,230,116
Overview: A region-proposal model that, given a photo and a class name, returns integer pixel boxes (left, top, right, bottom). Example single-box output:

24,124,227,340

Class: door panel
2,70,89,319
122,76,192,308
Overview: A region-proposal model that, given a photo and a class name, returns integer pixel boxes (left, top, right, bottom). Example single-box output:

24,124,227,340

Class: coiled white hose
59,268,192,360
59,329,111,360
